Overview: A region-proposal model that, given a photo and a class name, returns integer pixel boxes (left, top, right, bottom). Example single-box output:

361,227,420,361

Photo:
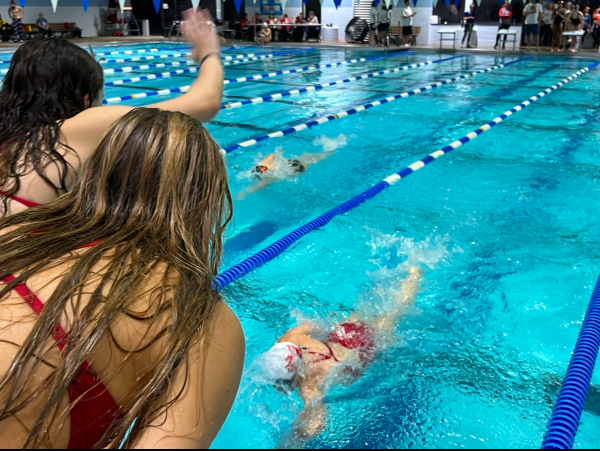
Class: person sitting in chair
36,13,52,38
307,11,320,41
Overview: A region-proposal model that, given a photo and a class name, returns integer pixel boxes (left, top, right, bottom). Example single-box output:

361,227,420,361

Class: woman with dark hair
0,9,223,216
0,108,243,449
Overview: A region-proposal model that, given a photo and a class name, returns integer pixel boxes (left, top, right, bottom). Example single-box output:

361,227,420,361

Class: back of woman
0,11,224,217
0,109,244,449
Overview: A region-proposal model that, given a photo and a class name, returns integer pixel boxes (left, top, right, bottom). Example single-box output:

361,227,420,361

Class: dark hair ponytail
0,38,104,203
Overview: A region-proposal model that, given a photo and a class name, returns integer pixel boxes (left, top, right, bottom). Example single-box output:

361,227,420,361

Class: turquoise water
4,44,600,448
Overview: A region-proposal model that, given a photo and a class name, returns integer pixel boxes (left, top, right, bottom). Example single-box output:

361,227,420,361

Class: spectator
462,3,476,48
8,0,24,43
377,3,390,47
401,0,416,47
280,14,291,41
551,2,566,52
582,6,591,48
369,1,378,46
36,12,52,38
541,1,554,48
249,12,262,39
495,1,512,50
292,13,306,42
307,11,320,41
255,23,272,46
566,4,583,52
523,0,543,51
0,15,9,42
592,7,600,49
240,13,249,40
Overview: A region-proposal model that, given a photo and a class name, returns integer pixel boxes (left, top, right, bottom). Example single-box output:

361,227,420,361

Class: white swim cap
263,342,303,383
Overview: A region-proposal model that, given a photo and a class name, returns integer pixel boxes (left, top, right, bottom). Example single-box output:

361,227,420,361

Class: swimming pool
4,43,600,448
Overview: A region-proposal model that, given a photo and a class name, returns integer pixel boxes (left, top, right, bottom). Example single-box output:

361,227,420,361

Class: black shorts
402,26,413,36
378,23,389,32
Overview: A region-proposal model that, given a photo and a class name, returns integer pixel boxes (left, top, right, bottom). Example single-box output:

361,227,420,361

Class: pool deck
0,36,598,59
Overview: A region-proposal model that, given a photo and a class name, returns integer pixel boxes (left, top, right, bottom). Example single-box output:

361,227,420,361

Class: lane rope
95,45,259,57
215,61,599,289
221,57,532,154
104,53,457,105
100,48,311,76
100,51,262,64
221,54,466,110
222,50,412,84
542,270,600,448
103,51,410,87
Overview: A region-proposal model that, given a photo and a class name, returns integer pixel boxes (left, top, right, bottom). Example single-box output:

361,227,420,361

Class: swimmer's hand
182,8,221,64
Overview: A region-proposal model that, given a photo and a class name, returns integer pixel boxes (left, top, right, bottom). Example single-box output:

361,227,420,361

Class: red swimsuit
0,191,39,209
2,266,120,449
308,322,376,364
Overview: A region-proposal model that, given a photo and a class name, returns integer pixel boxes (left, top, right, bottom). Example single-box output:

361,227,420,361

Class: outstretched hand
182,8,221,64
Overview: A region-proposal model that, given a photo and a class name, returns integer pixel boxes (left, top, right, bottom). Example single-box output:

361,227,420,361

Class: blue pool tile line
214,61,599,289
221,54,466,110
221,57,532,154
104,52,444,105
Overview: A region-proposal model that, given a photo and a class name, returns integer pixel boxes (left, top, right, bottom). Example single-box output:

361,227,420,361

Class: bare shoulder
60,106,134,163
133,300,245,449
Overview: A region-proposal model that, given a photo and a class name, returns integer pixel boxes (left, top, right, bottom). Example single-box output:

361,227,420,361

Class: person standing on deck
523,0,544,51
401,0,417,47
8,0,24,43
495,1,513,50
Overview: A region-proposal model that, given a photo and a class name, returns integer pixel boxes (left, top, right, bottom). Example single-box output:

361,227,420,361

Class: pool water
3,43,600,449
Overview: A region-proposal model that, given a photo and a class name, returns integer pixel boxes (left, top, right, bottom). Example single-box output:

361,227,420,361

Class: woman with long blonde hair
0,108,243,449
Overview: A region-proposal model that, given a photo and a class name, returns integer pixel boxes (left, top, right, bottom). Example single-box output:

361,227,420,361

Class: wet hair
0,108,232,448
0,38,104,205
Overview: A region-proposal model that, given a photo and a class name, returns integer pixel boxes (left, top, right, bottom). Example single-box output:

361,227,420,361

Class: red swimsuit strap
0,191,40,209
306,342,339,364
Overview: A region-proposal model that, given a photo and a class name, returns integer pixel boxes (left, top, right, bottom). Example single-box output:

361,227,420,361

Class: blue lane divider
542,269,600,448
221,57,531,154
101,48,311,76
103,50,410,88
222,50,412,84
100,51,263,64
222,54,466,110
96,46,192,57
215,62,598,289
94,45,258,57
104,54,458,105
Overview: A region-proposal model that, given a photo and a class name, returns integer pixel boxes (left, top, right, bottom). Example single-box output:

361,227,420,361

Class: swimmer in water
236,151,333,200
263,267,423,446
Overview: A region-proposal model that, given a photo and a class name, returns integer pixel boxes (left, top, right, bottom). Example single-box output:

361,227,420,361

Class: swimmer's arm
235,178,275,201
277,323,312,342
291,386,326,443
132,301,245,449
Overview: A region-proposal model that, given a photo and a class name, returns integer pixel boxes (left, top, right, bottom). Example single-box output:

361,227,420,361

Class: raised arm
60,8,224,166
